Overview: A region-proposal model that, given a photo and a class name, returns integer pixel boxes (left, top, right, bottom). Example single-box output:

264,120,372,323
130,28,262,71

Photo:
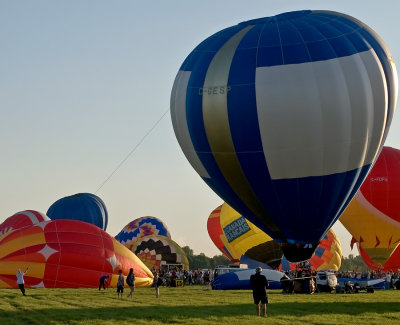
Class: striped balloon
171,10,397,261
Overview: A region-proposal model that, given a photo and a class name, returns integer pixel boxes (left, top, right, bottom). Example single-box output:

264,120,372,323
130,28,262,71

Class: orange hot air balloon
340,147,400,265
0,220,153,289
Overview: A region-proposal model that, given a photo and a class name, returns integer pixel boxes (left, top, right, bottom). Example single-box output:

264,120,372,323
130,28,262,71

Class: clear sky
1,0,399,259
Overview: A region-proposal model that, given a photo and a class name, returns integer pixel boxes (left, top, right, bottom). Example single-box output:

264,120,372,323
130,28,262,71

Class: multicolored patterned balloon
115,216,171,249
130,235,189,271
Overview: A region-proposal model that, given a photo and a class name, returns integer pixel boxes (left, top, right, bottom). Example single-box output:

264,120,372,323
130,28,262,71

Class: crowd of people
150,268,217,287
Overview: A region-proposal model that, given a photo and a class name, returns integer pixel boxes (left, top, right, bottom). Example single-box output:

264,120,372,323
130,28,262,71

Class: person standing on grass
117,270,124,299
99,275,110,291
250,267,269,317
126,268,135,298
154,271,161,298
16,267,29,296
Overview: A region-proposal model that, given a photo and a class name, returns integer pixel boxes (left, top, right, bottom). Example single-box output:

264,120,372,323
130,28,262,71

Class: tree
181,245,230,269
339,254,369,272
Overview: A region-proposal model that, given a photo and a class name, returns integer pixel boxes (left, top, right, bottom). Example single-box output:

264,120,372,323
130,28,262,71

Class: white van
316,271,337,292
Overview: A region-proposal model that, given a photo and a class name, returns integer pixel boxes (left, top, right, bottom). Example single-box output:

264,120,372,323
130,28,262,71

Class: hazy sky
1,0,399,259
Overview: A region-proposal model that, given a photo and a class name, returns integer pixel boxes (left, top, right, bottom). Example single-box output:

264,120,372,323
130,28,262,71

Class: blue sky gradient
1,0,399,258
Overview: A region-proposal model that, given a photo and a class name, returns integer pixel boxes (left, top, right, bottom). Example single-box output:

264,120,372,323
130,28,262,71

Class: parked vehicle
316,271,337,292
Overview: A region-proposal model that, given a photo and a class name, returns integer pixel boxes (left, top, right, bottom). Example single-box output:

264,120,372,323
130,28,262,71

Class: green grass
0,287,399,325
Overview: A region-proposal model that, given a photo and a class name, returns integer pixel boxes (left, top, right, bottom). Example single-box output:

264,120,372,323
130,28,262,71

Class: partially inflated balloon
207,203,282,267
340,147,400,265
311,230,342,271
0,220,153,288
0,210,50,237
207,205,241,263
171,10,397,262
115,216,171,248
47,193,108,230
130,235,189,271
280,229,342,271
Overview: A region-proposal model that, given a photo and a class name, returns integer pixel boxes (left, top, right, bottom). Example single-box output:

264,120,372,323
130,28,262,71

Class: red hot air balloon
0,220,153,288
0,210,50,237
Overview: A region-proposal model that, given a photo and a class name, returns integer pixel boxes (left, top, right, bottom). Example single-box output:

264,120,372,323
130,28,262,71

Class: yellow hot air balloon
340,191,400,265
208,203,282,267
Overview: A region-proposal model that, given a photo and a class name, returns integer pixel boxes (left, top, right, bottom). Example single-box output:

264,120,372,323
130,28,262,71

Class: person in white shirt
16,267,29,296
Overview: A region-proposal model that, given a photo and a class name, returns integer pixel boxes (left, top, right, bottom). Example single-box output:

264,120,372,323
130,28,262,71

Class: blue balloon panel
47,193,108,231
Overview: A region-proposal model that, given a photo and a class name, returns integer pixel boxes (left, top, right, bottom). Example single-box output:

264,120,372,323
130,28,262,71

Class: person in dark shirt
98,275,110,291
250,267,269,316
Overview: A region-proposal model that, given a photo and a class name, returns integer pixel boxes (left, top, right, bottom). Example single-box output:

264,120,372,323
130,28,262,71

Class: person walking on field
16,267,29,296
126,268,135,298
117,270,125,299
250,267,269,316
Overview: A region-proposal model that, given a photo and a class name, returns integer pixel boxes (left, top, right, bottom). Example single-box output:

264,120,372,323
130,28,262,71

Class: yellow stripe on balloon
202,26,281,236
0,232,45,259
0,261,45,279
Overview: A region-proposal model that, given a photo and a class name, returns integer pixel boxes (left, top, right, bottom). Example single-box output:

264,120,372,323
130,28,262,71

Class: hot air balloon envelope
130,235,189,271
47,193,108,230
115,216,171,249
171,10,397,262
207,203,282,267
340,147,400,265
0,220,153,288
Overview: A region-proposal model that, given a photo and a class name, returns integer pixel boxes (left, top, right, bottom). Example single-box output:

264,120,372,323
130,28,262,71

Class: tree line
182,246,231,270
182,246,369,272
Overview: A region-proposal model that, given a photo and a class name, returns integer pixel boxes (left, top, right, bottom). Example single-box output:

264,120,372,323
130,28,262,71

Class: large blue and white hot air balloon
47,193,108,230
171,10,397,261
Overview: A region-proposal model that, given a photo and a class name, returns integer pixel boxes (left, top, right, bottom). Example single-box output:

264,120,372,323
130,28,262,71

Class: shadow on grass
0,302,399,323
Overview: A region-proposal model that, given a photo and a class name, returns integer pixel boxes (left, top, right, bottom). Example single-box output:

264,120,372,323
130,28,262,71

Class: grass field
1,286,399,325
